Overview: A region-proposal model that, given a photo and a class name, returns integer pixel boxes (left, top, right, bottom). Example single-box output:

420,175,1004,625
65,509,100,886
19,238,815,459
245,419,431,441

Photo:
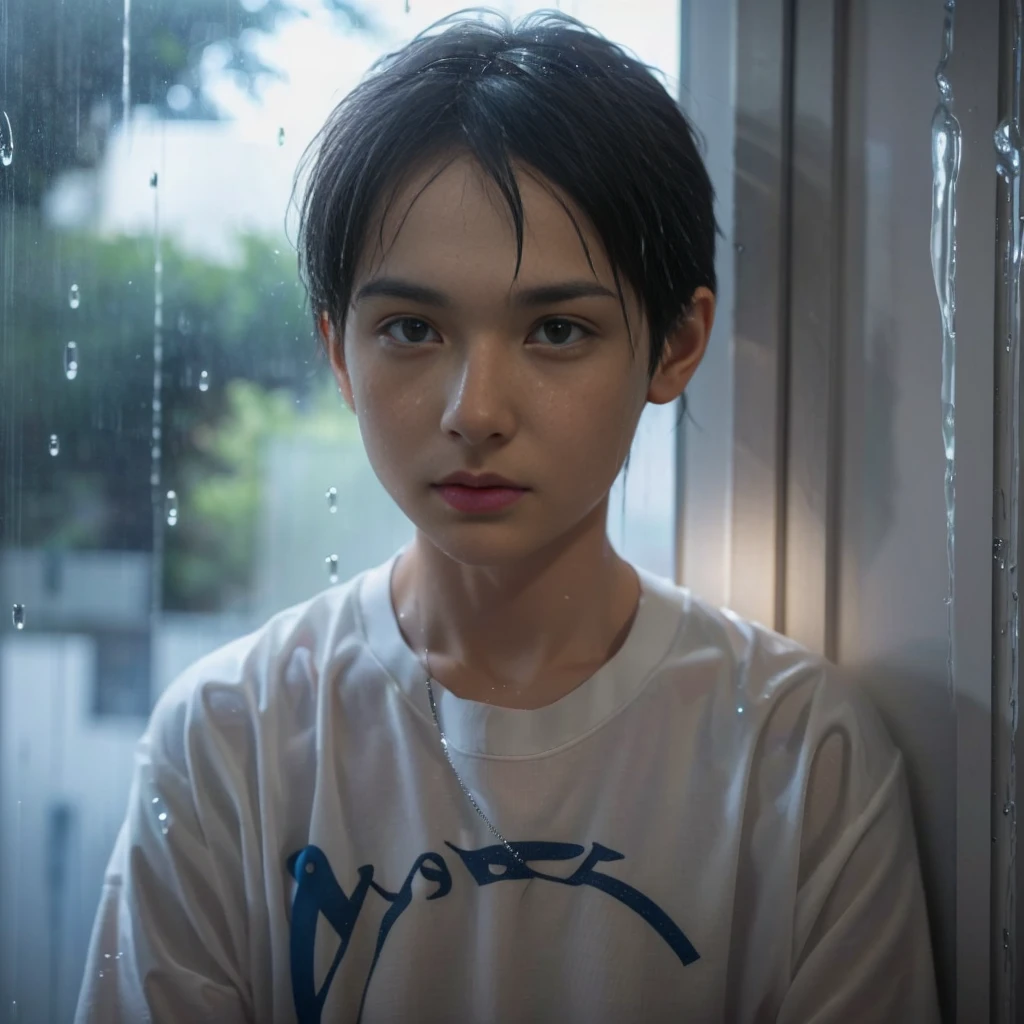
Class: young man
75,9,941,1023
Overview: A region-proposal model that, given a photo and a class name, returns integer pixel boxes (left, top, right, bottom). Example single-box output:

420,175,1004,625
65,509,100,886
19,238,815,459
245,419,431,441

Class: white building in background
43,108,299,265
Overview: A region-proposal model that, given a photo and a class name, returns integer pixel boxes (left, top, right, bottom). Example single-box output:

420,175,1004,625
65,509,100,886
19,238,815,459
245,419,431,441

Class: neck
391,522,641,709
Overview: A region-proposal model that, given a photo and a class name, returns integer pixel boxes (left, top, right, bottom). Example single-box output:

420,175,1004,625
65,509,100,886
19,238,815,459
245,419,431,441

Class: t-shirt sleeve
73,678,253,1024
775,675,942,1023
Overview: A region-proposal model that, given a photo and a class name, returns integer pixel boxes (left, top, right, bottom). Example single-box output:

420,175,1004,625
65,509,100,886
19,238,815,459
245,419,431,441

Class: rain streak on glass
48,435,60,457
0,110,13,167
165,490,179,526
326,486,338,513
326,554,339,584
69,283,80,309
198,369,210,392
64,341,79,380
12,605,25,631
122,0,132,126
277,126,285,147
930,0,961,704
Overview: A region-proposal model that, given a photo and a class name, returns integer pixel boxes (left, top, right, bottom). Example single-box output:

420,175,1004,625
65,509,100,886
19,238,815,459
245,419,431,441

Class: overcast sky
52,1,680,264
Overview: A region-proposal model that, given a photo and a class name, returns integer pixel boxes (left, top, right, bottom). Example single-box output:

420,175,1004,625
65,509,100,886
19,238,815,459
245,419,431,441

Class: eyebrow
353,277,618,309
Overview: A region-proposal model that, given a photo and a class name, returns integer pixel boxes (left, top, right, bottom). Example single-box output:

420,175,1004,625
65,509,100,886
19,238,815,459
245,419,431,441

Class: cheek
354,377,423,473
542,391,639,482
590,377,649,466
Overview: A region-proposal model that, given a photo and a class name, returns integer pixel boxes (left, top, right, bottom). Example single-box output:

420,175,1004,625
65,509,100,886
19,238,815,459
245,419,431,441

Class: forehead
359,153,617,287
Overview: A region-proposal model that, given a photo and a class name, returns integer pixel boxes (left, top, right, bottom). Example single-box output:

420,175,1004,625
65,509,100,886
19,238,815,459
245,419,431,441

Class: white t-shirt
74,544,941,1024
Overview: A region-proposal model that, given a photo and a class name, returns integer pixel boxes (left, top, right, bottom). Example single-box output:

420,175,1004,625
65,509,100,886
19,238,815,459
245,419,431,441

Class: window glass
0,2,680,1018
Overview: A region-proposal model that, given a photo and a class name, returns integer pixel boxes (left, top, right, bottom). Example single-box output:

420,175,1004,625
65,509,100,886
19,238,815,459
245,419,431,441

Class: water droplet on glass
166,490,179,527
149,171,158,188
326,554,339,584
995,118,1023,183
198,370,210,392
64,341,79,380
995,537,1008,570
69,283,80,309
48,435,60,457
12,604,25,630
277,126,285,146
326,486,338,513
0,110,13,167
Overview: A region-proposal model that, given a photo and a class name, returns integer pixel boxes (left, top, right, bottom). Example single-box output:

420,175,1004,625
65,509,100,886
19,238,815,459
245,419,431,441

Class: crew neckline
357,543,687,758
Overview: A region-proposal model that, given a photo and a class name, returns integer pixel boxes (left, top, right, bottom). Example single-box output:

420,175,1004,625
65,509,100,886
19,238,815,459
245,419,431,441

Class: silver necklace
419,630,525,868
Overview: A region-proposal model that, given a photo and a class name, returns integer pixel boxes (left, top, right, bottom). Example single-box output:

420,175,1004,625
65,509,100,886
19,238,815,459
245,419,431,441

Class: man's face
325,153,666,569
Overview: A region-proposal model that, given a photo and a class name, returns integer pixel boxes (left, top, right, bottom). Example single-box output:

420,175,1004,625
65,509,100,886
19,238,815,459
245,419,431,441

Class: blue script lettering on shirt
285,840,700,1024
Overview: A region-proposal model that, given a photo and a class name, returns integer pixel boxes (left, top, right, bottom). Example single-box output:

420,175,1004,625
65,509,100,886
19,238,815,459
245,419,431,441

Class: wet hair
293,6,718,389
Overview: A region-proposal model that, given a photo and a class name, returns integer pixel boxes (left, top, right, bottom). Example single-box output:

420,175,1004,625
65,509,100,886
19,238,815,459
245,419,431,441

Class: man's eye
534,319,593,348
380,318,437,345
378,317,594,349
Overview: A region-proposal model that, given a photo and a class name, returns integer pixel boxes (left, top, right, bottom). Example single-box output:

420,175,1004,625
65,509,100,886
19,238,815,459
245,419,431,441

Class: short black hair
294,6,718,386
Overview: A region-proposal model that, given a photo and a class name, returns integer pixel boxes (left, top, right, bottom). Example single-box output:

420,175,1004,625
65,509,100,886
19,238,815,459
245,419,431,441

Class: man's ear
319,311,356,414
646,287,716,406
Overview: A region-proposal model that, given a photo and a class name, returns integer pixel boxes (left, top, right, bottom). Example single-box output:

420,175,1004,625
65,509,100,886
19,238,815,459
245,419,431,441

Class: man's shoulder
666,589,892,757
148,571,370,752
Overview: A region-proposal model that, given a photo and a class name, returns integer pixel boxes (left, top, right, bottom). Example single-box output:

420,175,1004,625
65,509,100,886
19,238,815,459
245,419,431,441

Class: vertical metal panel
783,0,845,657
730,0,793,630
699,0,1003,1015
835,0,997,1019
993,1,1021,1018
949,4,1000,1020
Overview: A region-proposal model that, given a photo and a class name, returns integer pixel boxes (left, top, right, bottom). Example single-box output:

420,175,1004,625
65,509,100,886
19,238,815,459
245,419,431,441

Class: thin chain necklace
418,612,526,868
414,562,640,876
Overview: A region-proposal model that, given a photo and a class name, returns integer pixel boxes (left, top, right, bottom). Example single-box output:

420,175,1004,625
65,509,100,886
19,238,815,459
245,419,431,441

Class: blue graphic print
286,840,699,1024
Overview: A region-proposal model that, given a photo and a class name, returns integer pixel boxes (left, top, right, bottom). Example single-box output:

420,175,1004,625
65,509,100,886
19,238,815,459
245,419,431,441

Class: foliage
0,206,360,608
166,376,360,611
0,0,380,208
0,0,385,609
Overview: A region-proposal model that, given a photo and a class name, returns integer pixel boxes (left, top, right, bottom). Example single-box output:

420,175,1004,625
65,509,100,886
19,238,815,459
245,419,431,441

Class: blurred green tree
6,212,359,608
168,377,359,611
0,0,383,610
0,0,380,208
